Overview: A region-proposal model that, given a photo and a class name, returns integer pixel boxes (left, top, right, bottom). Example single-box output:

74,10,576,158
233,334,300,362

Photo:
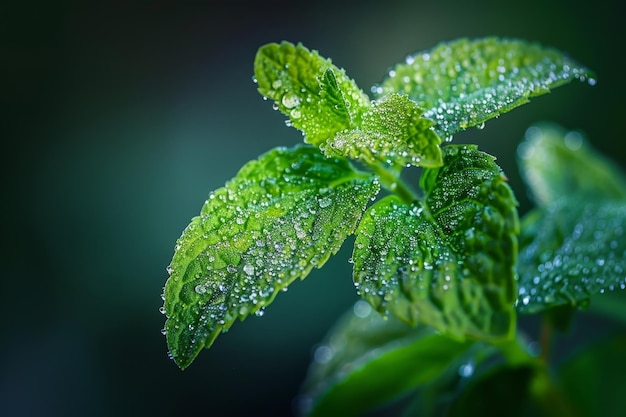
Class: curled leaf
254,41,370,146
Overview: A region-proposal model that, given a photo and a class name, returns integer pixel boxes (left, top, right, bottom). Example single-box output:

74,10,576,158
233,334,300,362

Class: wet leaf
353,145,519,342
516,123,626,314
375,37,595,138
162,145,379,369
299,300,472,417
517,199,626,314
254,41,370,146
517,123,626,206
322,93,443,169
254,42,444,169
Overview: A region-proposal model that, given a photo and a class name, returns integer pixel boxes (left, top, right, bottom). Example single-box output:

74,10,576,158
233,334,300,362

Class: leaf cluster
161,37,626,416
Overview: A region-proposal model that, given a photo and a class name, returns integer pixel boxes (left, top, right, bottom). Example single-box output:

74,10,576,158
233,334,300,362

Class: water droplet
243,264,255,276
282,93,300,109
353,300,372,318
318,197,332,208
527,341,541,357
458,361,474,377
313,345,333,364
564,131,583,150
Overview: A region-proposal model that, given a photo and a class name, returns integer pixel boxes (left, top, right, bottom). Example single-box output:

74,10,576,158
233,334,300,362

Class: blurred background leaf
557,333,626,417
299,301,473,417
2,0,624,416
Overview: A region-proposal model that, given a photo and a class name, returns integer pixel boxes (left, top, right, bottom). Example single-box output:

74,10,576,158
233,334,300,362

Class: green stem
367,163,420,205
539,317,554,365
493,336,541,368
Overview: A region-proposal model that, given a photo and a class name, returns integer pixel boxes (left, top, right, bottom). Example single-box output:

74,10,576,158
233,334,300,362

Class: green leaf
299,300,473,417
353,145,519,342
517,122,626,207
375,37,595,138
516,123,626,313
321,93,443,169
162,145,379,369
517,199,626,314
558,334,626,417
254,41,370,146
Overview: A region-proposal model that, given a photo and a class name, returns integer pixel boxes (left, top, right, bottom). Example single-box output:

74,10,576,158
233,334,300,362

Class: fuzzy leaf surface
353,145,519,342
163,145,379,369
375,37,595,137
254,41,370,146
300,301,472,417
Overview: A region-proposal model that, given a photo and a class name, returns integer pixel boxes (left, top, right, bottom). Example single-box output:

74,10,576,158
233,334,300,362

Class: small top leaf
322,93,443,169
254,41,370,146
353,145,519,342
162,145,379,369
375,37,596,137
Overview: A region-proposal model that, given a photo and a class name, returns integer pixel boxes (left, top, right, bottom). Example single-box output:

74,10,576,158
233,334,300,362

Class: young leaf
353,145,519,342
299,300,473,417
517,199,626,314
322,93,443,169
517,123,626,207
162,145,379,369
254,42,444,169
254,41,370,146
375,37,595,138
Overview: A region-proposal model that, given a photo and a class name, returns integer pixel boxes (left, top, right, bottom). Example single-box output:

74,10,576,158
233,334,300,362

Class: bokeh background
3,0,624,416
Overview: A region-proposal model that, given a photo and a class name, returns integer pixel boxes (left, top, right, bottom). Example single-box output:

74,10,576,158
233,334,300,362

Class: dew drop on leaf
282,93,301,109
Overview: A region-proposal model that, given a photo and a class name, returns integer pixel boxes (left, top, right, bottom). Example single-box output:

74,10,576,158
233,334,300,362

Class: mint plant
161,37,626,416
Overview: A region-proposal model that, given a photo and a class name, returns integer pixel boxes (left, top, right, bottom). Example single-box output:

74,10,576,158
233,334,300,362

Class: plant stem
367,163,420,204
539,317,554,365
493,336,541,368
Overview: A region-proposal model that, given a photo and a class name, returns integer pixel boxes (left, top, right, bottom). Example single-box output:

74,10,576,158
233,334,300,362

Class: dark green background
3,0,624,416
